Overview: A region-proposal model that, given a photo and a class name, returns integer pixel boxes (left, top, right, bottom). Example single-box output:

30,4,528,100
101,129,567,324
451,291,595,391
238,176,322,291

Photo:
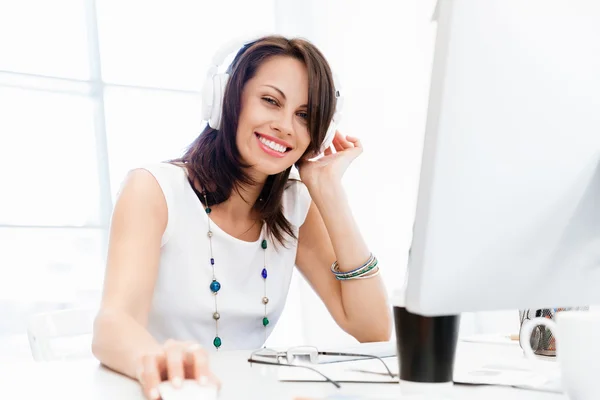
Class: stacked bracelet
349,268,381,280
331,254,380,281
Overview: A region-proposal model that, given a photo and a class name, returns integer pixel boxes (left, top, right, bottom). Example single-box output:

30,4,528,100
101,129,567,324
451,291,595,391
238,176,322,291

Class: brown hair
172,35,337,246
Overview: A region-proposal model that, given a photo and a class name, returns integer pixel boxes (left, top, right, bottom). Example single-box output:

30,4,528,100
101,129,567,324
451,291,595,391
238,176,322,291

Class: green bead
213,336,222,348
261,239,267,249
205,207,211,214
262,317,269,327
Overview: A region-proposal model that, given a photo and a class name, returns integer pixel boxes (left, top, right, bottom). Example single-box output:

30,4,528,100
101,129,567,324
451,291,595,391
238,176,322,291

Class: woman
92,35,391,399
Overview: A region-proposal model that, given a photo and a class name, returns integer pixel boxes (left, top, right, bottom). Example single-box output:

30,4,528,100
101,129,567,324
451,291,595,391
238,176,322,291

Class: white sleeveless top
135,162,311,352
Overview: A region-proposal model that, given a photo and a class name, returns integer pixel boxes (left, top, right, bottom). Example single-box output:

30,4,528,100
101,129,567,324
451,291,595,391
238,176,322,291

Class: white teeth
258,136,287,153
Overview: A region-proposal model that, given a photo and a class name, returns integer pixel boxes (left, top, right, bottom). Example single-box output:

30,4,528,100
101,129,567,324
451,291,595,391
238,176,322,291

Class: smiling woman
92,35,390,400
179,37,337,244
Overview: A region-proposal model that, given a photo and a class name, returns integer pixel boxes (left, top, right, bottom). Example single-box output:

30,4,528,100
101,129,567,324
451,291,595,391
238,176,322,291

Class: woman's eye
262,97,278,106
297,111,308,119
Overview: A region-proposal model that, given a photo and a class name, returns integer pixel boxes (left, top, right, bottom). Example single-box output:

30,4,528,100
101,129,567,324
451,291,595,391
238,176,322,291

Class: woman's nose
271,111,294,136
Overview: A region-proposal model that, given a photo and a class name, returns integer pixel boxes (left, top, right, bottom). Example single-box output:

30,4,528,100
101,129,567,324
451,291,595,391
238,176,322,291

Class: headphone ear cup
316,77,343,156
201,74,214,122
319,122,337,155
317,102,343,155
208,73,230,130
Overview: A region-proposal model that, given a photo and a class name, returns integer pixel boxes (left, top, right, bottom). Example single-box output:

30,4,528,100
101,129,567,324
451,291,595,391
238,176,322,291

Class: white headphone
200,35,343,156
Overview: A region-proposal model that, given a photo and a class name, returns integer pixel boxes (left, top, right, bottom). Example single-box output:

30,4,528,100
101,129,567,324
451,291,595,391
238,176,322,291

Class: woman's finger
345,136,363,151
330,135,341,151
164,341,185,388
341,135,356,149
332,132,354,151
140,354,162,400
185,343,211,383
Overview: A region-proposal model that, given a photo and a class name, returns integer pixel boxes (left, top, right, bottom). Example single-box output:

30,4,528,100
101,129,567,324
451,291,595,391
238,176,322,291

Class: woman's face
236,55,311,179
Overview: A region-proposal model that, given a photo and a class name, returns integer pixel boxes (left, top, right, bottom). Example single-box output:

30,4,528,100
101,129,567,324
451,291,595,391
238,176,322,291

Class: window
0,0,275,359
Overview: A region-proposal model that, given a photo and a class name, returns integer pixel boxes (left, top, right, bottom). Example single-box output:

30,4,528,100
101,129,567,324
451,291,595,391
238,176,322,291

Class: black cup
393,306,460,383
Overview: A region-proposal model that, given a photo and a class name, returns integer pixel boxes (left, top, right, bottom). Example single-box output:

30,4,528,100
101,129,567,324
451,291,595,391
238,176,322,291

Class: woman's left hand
297,131,363,192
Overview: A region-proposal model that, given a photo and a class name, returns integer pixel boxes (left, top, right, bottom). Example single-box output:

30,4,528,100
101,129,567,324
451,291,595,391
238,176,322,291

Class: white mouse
158,379,219,400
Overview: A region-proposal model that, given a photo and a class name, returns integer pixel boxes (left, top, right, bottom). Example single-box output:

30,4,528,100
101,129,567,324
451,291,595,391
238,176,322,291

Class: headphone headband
209,36,260,72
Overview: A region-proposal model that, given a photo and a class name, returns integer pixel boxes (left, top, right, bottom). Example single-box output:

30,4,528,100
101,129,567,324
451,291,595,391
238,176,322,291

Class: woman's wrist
305,177,345,207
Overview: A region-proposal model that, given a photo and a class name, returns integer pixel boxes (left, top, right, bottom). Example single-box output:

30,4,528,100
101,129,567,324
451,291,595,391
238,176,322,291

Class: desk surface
2,342,566,400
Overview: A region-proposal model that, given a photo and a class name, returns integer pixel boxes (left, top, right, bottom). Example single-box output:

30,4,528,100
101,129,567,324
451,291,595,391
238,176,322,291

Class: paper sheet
277,356,562,393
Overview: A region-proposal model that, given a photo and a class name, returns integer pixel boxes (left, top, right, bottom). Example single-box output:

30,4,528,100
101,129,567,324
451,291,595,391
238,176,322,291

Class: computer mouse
157,379,219,400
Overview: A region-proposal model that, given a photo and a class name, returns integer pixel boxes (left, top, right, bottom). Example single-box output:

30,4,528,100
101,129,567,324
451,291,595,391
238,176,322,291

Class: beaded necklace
195,187,270,350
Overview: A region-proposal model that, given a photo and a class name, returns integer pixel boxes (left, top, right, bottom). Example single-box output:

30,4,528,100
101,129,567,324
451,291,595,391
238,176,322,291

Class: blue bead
210,258,215,265
261,268,268,279
210,280,221,293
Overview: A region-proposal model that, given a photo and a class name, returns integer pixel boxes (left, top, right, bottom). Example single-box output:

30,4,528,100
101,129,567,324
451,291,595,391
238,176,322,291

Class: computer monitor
406,0,600,316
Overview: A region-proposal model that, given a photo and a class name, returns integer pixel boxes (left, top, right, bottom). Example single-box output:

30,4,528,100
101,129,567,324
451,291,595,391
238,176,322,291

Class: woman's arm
295,196,391,342
92,169,216,400
92,169,166,379
295,133,392,342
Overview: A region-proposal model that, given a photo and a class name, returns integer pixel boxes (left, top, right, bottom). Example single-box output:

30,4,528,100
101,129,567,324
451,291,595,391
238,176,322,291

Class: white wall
267,0,522,348
268,0,442,347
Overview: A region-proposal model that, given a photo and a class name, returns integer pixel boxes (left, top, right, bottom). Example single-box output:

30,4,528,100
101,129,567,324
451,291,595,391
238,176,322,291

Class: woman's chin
249,162,293,178
242,150,299,178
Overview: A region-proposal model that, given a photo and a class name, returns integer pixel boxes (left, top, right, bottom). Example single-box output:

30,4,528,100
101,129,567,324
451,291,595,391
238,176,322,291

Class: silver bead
207,231,213,238
262,297,269,304
213,312,220,320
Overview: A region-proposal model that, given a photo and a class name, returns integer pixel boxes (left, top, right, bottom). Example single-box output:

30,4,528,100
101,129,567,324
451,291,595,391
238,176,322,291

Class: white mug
520,311,600,400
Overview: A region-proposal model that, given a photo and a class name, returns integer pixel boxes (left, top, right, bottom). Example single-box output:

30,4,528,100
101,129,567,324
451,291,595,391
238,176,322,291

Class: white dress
132,162,311,351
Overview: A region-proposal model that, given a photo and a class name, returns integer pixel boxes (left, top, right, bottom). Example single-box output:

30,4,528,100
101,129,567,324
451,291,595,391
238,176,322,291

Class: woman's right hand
136,339,220,400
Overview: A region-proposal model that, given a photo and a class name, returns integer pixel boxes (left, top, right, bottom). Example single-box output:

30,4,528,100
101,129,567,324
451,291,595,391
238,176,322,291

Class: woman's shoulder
133,161,189,188
116,161,190,213
137,161,187,175
127,161,188,246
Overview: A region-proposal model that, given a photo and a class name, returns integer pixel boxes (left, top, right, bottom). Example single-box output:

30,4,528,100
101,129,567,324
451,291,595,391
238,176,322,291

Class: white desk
2,342,566,399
